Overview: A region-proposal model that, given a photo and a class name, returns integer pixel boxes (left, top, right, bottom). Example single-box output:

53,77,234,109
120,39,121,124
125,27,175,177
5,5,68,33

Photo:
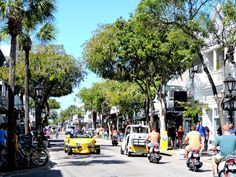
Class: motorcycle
218,155,236,177
112,135,118,146
147,144,162,163
186,149,203,172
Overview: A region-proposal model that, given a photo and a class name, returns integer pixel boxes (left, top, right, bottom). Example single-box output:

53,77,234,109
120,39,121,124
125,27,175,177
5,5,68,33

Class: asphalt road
9,133,213,177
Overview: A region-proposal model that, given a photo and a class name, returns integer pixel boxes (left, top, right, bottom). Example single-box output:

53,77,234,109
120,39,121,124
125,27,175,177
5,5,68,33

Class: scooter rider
184,125,202,160
144,127,160,153
211,123,236,177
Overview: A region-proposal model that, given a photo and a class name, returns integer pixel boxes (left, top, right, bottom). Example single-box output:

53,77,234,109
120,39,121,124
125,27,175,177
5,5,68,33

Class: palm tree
0,0,56,170
20,22,56,136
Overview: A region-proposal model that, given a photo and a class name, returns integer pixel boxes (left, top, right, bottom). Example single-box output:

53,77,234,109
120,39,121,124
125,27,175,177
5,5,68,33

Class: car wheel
127,152,131,157
120,147,124,154
96,149,100,154
126,147,131,157
67,147,73,155
64,146,67,153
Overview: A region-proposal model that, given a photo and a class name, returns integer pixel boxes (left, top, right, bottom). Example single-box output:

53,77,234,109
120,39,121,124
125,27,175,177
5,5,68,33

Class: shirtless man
144,127,161,153
184,125,202,160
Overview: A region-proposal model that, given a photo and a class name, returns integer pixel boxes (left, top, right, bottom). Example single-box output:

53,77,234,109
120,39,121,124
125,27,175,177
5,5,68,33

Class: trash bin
104,131,108,140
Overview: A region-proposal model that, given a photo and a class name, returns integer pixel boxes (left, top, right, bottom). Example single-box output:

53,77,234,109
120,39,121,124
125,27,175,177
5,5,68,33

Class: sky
53,0,141,111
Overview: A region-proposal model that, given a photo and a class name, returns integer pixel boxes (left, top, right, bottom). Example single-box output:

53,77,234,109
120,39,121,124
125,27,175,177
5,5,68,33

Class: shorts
147,142,159,147
212,153,224,163
185,145,201,152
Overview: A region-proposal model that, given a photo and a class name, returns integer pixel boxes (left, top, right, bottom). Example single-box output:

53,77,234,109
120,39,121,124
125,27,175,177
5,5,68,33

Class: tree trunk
7,34,17,170
159,84,167,134
92,111,97,129
24,49,30,135
146,79,155,126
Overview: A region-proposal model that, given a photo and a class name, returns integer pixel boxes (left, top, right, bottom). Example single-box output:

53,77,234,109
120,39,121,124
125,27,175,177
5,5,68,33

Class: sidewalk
0,160,51,177
0,148,54,177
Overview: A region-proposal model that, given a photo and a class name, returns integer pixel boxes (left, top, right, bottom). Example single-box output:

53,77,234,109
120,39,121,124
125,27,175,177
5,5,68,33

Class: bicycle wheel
31,148,48,166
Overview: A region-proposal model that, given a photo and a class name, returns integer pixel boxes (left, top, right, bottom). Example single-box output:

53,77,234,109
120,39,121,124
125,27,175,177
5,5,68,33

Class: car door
121,126,131,150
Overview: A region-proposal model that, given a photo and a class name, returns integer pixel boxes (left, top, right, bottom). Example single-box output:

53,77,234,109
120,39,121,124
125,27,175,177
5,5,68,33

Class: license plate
136,150,144,154
154,149,159,152
193,154,199,157
228,165,236,170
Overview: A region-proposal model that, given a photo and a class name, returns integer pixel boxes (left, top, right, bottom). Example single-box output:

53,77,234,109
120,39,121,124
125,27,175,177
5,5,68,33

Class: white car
120,124,150,156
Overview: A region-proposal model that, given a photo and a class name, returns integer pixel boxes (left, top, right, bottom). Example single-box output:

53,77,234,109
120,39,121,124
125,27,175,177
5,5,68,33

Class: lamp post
35,83,43,132
222,74,236,123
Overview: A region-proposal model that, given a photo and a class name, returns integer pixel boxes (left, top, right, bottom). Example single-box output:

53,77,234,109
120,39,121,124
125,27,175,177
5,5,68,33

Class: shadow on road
192,169,212,173
57,159,129,167
63,154,114,160
16,169,63,177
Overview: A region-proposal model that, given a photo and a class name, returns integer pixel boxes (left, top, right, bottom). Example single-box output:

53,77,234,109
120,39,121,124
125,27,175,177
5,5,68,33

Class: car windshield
68,126,75,129
132,126,149,134
75,133,92,138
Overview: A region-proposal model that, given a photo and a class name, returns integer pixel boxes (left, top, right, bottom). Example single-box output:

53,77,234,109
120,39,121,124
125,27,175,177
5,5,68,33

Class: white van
120,124,150,156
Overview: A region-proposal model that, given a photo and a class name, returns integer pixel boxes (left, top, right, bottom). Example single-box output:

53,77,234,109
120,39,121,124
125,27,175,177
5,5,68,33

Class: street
7,133,214,177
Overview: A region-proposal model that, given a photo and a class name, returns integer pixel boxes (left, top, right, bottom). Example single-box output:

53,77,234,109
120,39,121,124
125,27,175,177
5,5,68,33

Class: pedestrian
196,121,206,150
228,122,236,135
204,126,210,151
177,125,184,148
0,123,7,153
99,126,104,139
168,124,177,149
55,128,59,139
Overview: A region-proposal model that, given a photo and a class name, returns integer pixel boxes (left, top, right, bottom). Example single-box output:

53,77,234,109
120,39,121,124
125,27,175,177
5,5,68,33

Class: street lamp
222,74,236,123
35,83,43,98
35,83,43,135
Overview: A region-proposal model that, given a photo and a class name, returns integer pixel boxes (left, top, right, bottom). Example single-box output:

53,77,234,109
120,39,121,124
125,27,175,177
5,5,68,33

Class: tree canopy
0,44,86,102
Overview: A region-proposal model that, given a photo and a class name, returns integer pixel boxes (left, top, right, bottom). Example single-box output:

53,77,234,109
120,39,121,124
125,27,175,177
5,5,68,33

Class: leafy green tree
44,98,60,125
114,16,192,132
183,101,209,124
83,14,192,132
78,80,145,129
0,45,85,130
56,105,85,125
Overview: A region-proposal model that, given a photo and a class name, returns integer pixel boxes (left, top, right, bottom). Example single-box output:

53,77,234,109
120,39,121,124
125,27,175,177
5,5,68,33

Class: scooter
147,144,162,163
112,135,118,146
218,155,236,177
186,149,203,172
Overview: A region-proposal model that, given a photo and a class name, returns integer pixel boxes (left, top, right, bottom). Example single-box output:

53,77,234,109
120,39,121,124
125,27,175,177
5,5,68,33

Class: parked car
120,124,150,156
64,133,100,155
